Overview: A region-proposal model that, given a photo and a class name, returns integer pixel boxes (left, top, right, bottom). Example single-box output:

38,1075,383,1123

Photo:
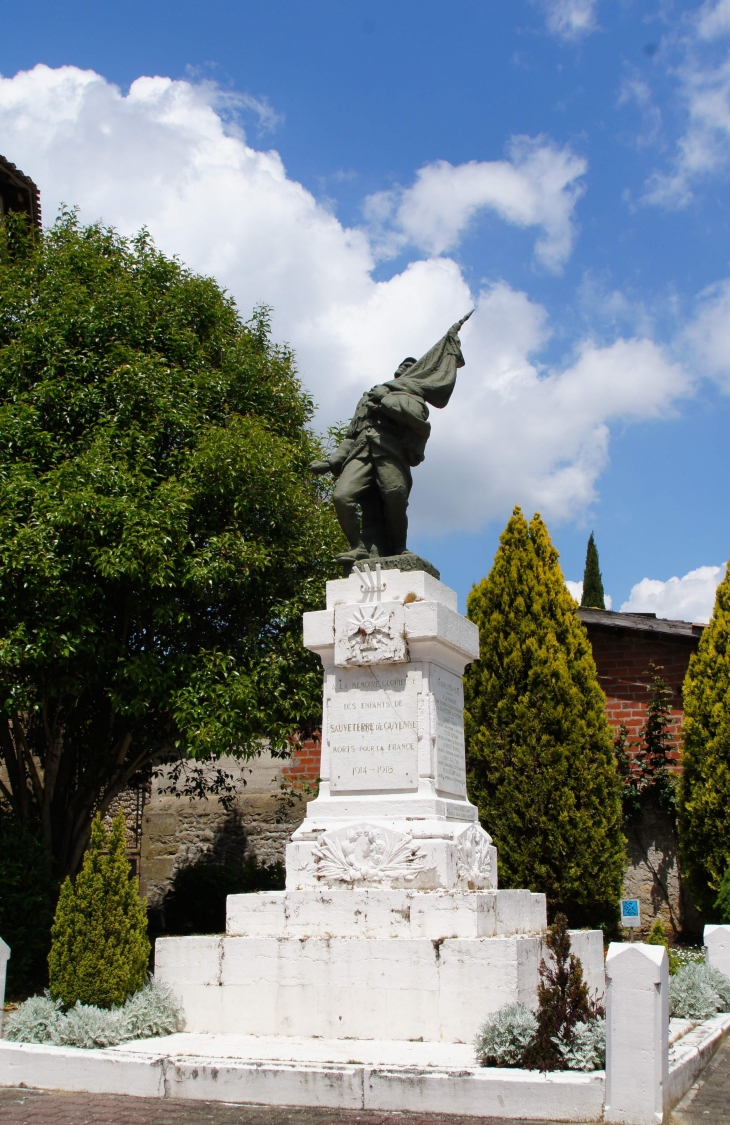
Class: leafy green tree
48,811,150,1007
0,212,342,879
678,565,730,914
715,868,730,924
0,805,56,996
464,507,626,928
580,532,605,609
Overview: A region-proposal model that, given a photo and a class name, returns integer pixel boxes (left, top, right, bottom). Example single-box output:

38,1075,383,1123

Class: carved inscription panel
327,666,421,792
432,665,467,798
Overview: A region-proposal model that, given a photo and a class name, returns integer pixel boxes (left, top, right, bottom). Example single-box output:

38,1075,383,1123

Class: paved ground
671,1037,730,1123
1,1041,728,1125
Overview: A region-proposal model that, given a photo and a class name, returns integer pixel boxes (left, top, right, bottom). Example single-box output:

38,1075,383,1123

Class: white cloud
621,565,726,623
683,277,730,389
541,0,599,40
565,580,612,609
697,0,730,40
566,579,583,602
0,64,695,537
365,137,587,273
412,288,691,533
643,1,730,206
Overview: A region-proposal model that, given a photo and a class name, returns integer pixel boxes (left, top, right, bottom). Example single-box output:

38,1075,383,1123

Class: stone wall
138,749,312,908
623,804,702,938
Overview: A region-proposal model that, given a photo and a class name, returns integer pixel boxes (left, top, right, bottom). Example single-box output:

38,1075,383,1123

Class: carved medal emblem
333,601,408,666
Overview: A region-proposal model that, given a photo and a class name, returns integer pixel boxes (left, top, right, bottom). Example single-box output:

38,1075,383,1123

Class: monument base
154,887,564,1044
340,551,440,579
153,569,601,1050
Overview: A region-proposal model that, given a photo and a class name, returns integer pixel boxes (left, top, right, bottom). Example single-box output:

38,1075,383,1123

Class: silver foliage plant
474,1002,537,1067
555,1018,606,1072
5,978,184,1048
669,962,730,1020
474,1002,605,1072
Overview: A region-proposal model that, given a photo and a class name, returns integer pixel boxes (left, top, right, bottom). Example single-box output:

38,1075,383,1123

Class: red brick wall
280,733,321,789
585,626,696,768
280,625,699,785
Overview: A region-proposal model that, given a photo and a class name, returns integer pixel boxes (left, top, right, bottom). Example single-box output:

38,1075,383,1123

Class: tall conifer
48,812,150,1007
464,508,625,928
581,533,605,609
678,565,730,914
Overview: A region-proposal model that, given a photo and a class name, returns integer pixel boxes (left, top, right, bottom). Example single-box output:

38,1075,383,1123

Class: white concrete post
604,943,669,1125
704,924,730,978
0,937,10,1035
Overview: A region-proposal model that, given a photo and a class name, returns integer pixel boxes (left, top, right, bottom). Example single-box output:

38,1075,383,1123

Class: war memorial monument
7,311,715,1125
154,313,603,1049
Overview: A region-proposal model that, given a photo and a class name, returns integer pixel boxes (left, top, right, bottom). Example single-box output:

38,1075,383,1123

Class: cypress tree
678,565,730,915
48,812,150,1007
464,508,626,929
580,533,605,609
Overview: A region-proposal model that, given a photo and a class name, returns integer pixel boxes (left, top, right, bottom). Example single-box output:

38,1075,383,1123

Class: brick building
578,607,704,935
577,607,704,762
0,155,41,230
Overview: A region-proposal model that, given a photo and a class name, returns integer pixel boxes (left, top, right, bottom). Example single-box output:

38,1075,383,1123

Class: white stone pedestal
290,567,496,891
155,568,558,1045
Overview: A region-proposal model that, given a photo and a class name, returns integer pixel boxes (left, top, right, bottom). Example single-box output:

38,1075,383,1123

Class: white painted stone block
226,888,545,940
403,600,480,662
365,1067,605,1121
326,569,457,612
0,1041,165,1097
565,930,606,1003
667,1012,730,1108
604,942,668,1125
0,937,9,1035
704,924,730,979
155,932,547,1043
0,1034,607,1121
166,1058,365,1108
302,609,333,651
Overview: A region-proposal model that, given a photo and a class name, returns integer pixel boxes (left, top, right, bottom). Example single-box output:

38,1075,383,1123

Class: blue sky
1,0,729,617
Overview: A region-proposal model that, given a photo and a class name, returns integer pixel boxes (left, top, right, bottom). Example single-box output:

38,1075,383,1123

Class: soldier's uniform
318,316,469,561
328,386,431,557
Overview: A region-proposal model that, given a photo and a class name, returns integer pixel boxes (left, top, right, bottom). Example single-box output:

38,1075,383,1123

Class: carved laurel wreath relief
312,824,426,884
455,823,494,889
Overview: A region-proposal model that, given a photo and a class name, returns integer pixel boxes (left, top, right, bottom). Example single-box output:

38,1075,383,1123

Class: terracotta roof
0,155,41,230
577,606,705,642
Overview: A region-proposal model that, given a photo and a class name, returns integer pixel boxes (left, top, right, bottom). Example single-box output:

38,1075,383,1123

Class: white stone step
0,1034,606,1121
226,887,546,939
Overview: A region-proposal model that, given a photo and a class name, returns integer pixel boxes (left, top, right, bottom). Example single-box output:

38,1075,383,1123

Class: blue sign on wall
620,898,641,927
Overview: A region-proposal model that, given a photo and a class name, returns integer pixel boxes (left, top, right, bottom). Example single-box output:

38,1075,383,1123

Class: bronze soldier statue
310,312,472,565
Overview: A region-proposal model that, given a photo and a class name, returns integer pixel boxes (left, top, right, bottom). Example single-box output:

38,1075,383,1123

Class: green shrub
48,812,150,1008
645,919,680,974
0,807,56,996
160,856,285,935
678,565,730,914
464,508,626,929
475,916,605,1072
